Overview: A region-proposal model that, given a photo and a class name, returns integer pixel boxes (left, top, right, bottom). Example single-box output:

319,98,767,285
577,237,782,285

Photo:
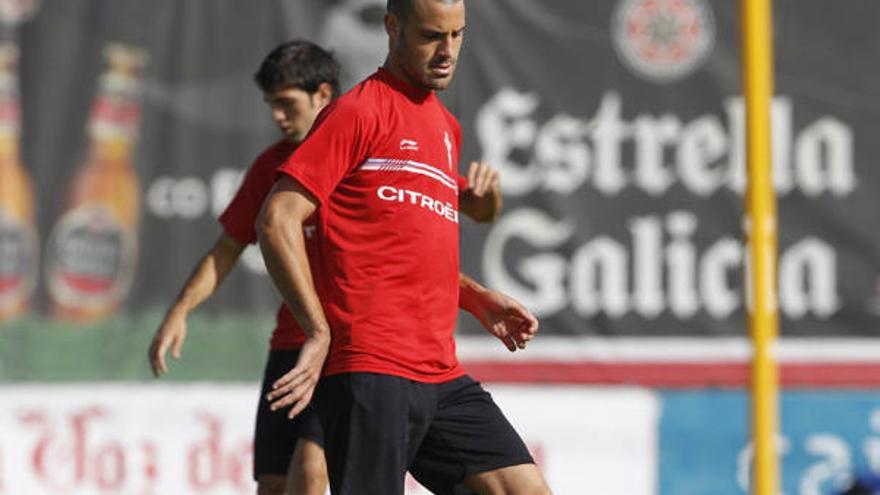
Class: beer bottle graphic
0,43,38,322
45,43,148,322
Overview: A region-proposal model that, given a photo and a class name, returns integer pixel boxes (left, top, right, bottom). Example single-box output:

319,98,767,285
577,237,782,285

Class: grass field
0,310,275,382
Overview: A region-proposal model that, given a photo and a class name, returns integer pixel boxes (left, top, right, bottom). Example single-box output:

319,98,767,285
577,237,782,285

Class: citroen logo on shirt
443,131,453,172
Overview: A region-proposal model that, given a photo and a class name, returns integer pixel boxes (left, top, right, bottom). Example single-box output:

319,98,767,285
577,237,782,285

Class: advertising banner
0,385,258,495
659,390,880,495
456,0,879,338
0,384,659,494
1,0,878,341
8,384,877,494
6,383,880,495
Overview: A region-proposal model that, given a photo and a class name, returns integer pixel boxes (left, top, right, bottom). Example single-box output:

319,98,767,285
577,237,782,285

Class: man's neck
383,59,430,94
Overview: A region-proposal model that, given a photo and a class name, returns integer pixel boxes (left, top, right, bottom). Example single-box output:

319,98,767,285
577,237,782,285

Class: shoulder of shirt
250,139,295,172
326,73,392,117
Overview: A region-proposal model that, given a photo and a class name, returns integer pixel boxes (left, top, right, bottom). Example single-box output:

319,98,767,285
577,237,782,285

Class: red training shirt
219,139,321,351
278,68,466,383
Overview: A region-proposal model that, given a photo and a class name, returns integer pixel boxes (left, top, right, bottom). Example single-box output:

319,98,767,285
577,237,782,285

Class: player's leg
254,349,309,495
464,464,551,495
411,375,552,495
287,437,327,494
315,372,432,495
257,475,288,495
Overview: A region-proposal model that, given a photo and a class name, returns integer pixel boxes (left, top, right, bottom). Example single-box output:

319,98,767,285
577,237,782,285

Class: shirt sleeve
456,174,468,191
277,100,376,204
218,150,279,245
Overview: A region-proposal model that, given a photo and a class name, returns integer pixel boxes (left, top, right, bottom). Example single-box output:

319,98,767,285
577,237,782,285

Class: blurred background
1,0,880,493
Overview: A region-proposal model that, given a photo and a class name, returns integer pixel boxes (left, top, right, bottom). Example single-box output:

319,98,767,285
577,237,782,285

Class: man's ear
315,82,334,107
384,12,400,40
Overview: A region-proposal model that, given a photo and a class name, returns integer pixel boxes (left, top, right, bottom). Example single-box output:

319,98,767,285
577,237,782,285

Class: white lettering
630,216,663,317
800,435,852,495
590,93,628,195
405,190,421,204
375,186,458,224
484,207,841,320
534,114,591,195
678,116,727,197
699,239,742,319
445,207,458,223
779,237,840,318
666,211,699,318
146,177,176,219
475,89,541,196
570,237,629,318
377,185,397,201
173,178,209,219
771,98,794,195
147,169,245,220
795,117,855,197
476,89,856,198
146,176,209,220
483,208,574,315
211,168,245,217
632,114,679,196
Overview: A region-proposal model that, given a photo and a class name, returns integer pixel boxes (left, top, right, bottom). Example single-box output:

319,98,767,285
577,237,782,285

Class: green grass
0,309,275,382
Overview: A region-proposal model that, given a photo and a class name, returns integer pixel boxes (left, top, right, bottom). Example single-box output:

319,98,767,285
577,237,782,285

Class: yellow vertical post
741,0,780,494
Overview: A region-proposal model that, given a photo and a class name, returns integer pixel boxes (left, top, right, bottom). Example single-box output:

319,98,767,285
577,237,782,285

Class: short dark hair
254,40,341,97
387,0,413,21
387,0,461,21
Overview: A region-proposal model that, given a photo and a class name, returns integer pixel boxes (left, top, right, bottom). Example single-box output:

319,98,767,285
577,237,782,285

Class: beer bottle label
0,207,37,312
45,205,136,310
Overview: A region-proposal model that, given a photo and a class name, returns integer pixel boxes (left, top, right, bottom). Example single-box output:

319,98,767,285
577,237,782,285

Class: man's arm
148,234,246,377
459,161,502,223
459,273,538,352
257,176,331,419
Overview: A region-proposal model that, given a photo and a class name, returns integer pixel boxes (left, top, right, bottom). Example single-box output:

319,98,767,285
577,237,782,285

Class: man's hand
149,310,188,377
468,289,539,352
460,161,502,223
265,334,330,418
146,235,246,378
257,177,331,419
465,161,500,197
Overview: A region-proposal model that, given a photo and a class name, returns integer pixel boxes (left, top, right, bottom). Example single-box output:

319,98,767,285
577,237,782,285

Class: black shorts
253,349,324,480
315,373,534,495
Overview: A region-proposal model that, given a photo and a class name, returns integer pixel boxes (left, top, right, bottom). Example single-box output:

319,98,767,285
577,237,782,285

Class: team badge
612,0,715,83
443,131,453,172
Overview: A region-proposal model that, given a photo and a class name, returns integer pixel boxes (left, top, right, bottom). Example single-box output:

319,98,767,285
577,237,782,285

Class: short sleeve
456,174,468,192
219,146,286,244
277,100,376,204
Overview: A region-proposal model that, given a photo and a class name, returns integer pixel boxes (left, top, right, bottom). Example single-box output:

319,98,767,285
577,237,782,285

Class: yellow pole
740,0,780,494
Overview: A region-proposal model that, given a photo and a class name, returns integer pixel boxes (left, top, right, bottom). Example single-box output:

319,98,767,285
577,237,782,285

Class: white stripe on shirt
360,158,458,191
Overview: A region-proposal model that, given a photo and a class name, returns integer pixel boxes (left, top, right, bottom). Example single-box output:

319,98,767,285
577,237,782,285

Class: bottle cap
103,42,149,75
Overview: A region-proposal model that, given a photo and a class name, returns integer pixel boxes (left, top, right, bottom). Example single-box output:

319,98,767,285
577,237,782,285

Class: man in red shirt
149,40,509,495
258,1,552,494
